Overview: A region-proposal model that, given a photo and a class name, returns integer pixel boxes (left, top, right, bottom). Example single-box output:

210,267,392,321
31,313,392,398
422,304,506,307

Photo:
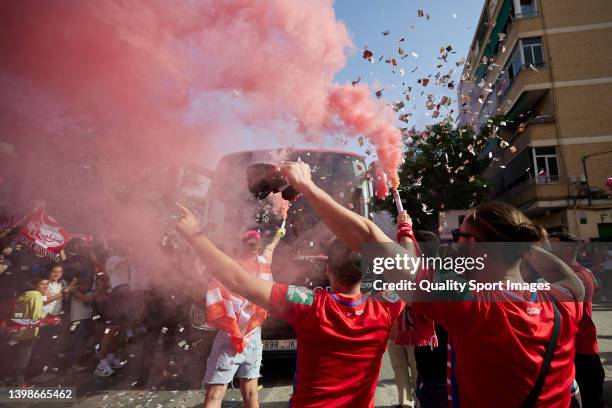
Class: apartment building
458,0,612,240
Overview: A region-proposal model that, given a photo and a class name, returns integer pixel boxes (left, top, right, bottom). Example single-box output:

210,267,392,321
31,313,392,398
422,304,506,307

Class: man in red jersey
550,232,605,408
175,168,413,407
268,239,404,407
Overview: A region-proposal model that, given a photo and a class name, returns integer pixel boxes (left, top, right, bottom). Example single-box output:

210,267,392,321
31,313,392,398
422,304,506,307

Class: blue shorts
204,328,262,385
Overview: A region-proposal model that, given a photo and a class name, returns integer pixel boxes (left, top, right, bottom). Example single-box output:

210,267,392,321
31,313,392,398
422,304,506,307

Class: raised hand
275,227,286,239
175,203,202,237
280,161,313,193
396,210,412,226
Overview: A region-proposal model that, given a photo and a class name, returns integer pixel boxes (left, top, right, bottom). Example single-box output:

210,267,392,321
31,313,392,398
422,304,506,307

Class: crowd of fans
0,231,199,388
0,183,611,408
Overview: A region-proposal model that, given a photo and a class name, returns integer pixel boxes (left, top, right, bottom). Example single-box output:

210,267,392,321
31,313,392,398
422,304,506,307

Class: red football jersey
269,283,404,408
572,263,598,354
413,290,581,407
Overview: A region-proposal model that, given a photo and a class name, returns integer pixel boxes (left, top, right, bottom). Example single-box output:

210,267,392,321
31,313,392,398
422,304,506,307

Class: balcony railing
536,175,560,184
492,172,561,200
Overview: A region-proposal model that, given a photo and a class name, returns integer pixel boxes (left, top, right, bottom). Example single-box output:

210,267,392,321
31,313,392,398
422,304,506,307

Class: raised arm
43,279,75,305
175,203,273,310
261,227,285,264
387,210,419,304
280,162,392,251
43,292,65,305
524,244,585,301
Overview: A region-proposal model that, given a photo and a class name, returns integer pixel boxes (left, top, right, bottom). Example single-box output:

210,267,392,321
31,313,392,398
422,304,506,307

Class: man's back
270,284,403,408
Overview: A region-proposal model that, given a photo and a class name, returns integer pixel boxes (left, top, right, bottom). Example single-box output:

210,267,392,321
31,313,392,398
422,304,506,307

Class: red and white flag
206,256,272,353
5,315,61,332
17,209,69,260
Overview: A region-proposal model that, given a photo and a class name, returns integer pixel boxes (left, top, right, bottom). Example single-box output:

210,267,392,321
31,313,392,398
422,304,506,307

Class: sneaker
94,361,114,377
106,355,127,369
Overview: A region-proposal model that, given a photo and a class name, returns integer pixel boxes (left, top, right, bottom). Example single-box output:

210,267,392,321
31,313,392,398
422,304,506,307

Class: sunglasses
452,229,482,243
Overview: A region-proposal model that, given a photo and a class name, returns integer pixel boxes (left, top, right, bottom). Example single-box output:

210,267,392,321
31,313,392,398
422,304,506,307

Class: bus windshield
200,149,371,286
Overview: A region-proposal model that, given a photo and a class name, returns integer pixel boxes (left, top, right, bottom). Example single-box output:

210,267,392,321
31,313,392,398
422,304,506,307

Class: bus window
203,198,226,239
199,149,369,254
177,168,210,204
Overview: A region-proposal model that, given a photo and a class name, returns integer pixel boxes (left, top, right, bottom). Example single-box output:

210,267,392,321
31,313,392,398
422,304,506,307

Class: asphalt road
5,304,612,408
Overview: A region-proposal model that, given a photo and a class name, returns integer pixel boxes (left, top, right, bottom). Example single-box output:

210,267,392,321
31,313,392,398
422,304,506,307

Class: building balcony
493,176,568,210
481,119,555,168
488,133,566,209
469,0,544,83
536,174,560,184
501,64,549,114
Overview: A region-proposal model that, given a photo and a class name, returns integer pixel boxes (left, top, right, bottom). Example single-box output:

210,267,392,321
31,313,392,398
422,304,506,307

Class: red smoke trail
269,193,290,221
327,84,403,194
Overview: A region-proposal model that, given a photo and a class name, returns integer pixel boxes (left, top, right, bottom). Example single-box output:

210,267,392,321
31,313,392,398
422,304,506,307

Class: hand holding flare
392,188,404,214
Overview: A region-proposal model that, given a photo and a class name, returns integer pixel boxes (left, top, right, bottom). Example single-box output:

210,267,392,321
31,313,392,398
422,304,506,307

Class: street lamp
582,150,612,206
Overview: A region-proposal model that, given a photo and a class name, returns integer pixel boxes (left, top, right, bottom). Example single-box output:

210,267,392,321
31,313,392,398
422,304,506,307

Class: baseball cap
242,230,262,242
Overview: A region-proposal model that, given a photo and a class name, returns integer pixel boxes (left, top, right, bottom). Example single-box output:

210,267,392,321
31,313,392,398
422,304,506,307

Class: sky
333,0,485,130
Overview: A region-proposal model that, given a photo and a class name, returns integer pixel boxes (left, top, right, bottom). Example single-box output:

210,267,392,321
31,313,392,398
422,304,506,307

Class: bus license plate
263,339,297,351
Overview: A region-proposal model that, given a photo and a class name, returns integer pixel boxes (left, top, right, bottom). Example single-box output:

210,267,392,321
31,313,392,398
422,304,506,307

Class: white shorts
203,328,262,385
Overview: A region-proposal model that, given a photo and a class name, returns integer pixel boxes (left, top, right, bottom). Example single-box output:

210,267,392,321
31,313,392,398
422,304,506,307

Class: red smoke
327,84,402,190
0,0,402,236
269,193,290,221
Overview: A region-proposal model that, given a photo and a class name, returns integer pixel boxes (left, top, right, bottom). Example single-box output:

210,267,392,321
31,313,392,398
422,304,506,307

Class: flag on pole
17,210,69,260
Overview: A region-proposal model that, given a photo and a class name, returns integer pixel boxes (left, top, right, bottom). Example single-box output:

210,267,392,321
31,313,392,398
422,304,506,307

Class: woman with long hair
404,202,584,407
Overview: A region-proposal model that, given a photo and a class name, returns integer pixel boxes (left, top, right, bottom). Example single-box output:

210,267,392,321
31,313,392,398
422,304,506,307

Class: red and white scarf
206,255,272,353
6,315,61,332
